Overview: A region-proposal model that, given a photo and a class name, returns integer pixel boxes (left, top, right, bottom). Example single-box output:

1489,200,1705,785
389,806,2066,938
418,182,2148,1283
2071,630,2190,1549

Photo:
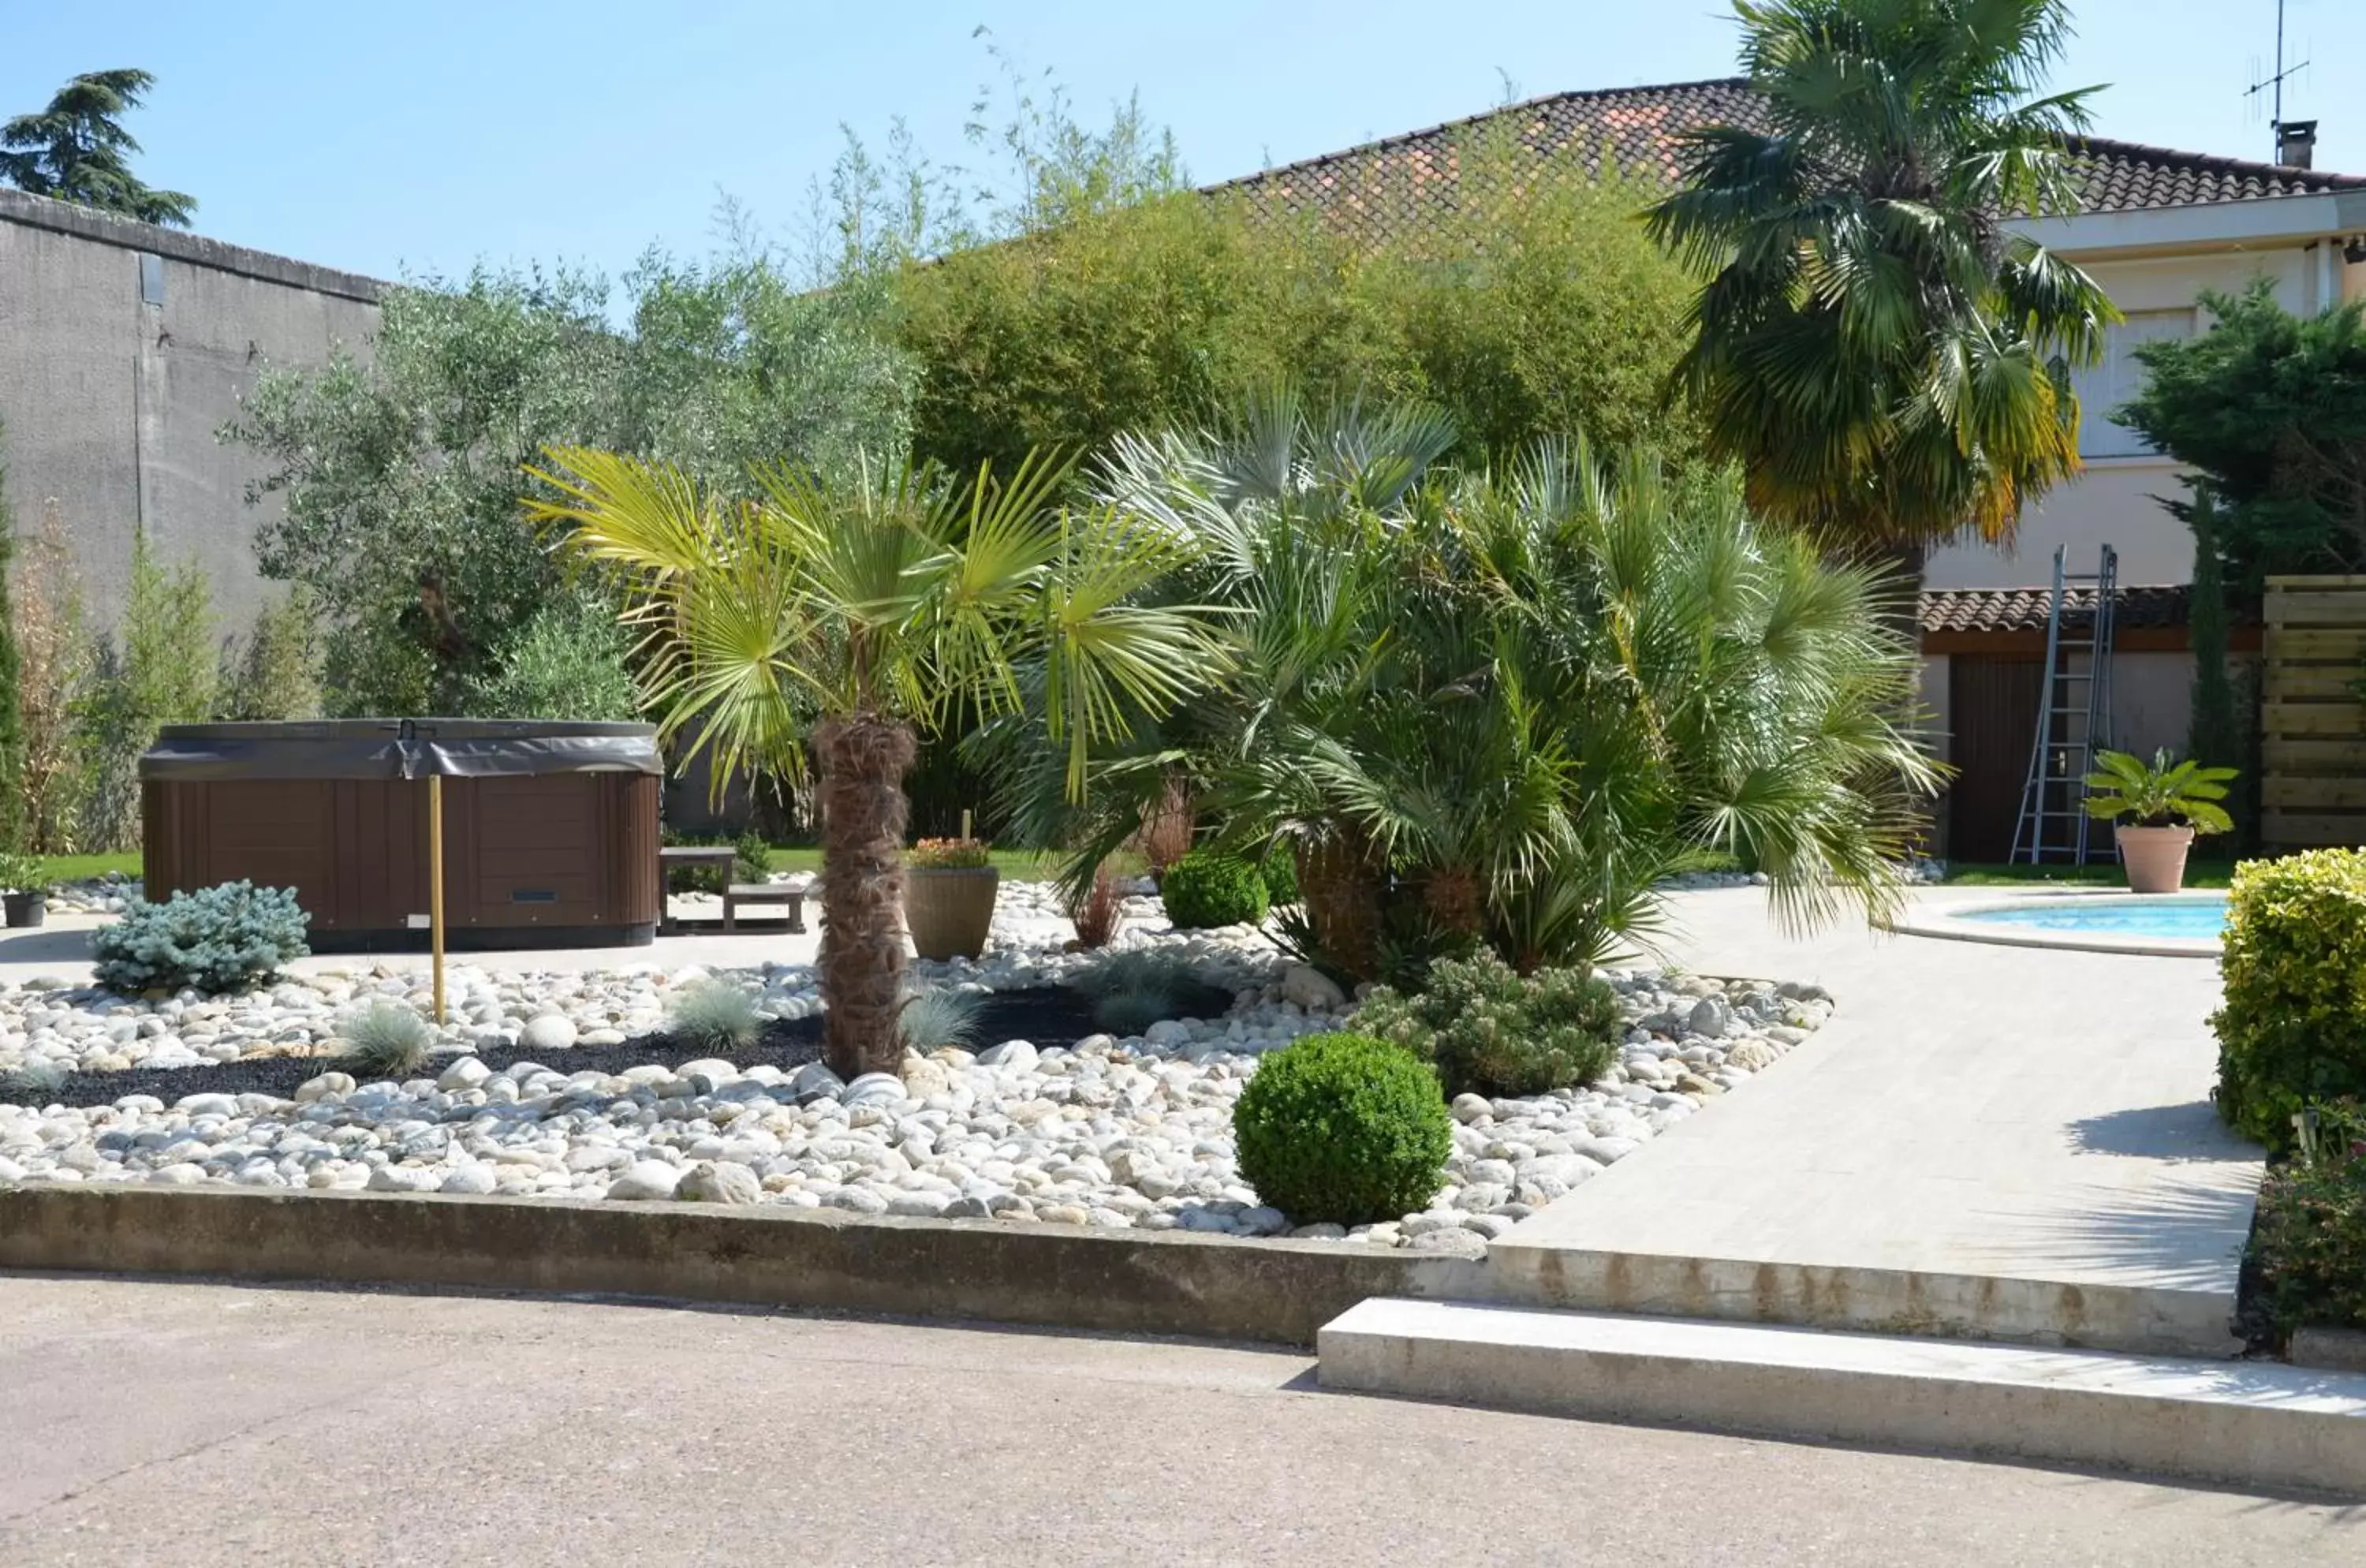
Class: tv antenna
2244,0,2311,162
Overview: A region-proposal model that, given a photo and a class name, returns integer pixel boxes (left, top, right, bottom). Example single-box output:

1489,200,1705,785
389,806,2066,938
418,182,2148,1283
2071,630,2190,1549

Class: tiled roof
1210,79,2366,244
1917,584,2226,636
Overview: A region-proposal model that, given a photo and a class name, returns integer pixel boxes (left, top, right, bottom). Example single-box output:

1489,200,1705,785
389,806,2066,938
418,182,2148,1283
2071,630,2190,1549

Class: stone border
1885,890,2222,960
0,1186,1486,1347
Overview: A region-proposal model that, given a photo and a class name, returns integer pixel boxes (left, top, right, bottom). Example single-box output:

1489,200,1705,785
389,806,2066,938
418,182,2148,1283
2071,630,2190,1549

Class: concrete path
1496,887,2259,1353
1,1276,2359,1565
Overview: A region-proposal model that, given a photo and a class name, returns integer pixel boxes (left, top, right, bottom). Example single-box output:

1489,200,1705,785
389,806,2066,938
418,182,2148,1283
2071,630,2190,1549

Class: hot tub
140,719,662,952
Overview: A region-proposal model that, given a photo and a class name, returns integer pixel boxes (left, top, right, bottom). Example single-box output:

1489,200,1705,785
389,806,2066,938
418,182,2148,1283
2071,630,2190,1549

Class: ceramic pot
2116,823,2194,895
903,866,999,961
2,890,47,928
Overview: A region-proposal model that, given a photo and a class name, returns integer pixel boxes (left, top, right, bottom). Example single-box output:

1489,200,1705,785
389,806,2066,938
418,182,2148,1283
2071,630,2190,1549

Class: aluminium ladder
2010,544,2118,864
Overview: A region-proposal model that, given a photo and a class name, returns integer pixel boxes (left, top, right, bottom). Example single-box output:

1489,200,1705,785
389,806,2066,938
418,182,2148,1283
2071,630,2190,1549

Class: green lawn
1942,860,2237,890
34,852,142,886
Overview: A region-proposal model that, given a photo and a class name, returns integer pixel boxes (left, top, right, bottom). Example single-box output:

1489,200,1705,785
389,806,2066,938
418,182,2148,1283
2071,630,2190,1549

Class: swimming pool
1889,891,2227,956
1954,894,2228,942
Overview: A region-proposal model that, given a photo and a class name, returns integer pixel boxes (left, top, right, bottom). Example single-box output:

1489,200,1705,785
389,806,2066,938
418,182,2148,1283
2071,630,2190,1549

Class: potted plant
0,852,52,929
903,838,998,960
2082,749,2237,894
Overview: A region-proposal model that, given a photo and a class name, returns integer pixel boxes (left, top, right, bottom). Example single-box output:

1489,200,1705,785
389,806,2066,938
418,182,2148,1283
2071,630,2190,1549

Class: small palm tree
525,448,1232,1078
1045,390,1942,980
1646,0,2117,579
2081,749,2237,834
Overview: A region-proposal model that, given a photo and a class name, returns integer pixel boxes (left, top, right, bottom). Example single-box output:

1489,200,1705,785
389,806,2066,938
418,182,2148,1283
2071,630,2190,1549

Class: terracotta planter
2116,823,2195,894
2,891,46,928
903,866,999,961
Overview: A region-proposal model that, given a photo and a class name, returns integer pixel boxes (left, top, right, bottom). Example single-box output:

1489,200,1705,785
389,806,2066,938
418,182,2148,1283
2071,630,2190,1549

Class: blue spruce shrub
91,880,310,995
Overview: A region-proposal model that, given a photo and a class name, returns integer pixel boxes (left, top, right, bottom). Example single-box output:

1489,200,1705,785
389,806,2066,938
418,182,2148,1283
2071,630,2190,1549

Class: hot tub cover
140,720,662,782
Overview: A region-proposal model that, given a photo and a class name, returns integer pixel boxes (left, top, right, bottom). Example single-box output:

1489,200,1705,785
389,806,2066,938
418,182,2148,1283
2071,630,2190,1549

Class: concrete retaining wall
0,1186,1487,1347
0,188,383,629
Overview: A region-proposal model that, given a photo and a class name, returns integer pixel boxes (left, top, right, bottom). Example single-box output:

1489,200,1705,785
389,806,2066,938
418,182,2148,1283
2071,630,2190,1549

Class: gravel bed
0,881,1834,1247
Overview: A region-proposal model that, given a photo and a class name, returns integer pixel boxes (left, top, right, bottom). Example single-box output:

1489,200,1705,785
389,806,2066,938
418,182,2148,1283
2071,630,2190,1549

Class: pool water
1955,895,2228,941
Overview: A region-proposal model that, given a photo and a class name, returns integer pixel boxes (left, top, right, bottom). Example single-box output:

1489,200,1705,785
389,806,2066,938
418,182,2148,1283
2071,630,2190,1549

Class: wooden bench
724,877,809,932
658,845,737,935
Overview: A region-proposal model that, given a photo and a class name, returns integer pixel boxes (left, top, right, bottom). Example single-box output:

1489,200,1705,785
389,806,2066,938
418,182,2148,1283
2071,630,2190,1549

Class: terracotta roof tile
1916,584,2237,636
1208,80,2366,245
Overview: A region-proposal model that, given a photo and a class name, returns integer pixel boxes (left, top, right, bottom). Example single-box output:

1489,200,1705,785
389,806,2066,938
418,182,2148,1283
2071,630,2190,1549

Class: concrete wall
0,189,381,630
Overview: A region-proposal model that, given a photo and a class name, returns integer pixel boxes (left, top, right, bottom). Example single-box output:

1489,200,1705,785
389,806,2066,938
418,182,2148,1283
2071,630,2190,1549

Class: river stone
520,1014,578,1052
678,1160,762,1204
606,1160,683,1200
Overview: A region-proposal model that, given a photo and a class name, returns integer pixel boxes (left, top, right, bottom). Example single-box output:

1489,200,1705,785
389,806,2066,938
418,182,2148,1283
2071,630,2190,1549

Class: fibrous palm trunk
1297,827,1386,984
815,711,917,1080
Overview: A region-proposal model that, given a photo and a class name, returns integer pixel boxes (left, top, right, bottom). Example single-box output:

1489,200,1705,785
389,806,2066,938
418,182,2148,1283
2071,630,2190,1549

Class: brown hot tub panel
140,721,662,952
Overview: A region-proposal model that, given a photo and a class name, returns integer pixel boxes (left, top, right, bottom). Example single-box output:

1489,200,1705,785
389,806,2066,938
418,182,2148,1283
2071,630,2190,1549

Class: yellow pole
428,773,446,1025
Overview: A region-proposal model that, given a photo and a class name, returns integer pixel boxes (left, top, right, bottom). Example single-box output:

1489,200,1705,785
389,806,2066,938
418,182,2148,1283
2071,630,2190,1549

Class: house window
138,252,164,307
2073,308,2193,459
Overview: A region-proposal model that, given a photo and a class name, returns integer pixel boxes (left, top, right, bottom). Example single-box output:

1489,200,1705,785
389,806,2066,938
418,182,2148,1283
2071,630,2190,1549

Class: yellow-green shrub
2213,849,2366,1150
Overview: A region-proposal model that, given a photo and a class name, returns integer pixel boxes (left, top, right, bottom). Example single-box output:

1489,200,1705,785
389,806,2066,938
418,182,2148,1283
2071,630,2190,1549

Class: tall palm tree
524,448,1232,1078
1646,0,2117,581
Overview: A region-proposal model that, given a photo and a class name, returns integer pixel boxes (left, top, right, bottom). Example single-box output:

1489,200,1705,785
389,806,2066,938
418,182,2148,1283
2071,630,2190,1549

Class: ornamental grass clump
2213,849,2366,1151
898,987,988,1053
668,978,761,1051
1357,951,1621,1099
1159,849,1268,930
91,880,309,995
338,999,436,1081
1069,947,1230,1036
1232,1032,1451,1224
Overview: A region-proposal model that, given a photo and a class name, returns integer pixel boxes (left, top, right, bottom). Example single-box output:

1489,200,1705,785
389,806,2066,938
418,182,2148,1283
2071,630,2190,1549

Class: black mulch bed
24,985,1200,1111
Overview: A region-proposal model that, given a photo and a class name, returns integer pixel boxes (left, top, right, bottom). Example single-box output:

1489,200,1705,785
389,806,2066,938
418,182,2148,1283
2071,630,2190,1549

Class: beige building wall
1925,237,2365,594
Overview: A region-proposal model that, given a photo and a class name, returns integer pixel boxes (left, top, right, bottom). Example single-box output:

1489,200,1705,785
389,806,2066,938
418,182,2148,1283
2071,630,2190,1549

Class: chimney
2278,119,2319,169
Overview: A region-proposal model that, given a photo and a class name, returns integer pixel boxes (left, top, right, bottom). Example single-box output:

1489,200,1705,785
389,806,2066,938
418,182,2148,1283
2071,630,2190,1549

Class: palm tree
524,448,1233,1078
1048,390,1941,982
1645,0,2117,582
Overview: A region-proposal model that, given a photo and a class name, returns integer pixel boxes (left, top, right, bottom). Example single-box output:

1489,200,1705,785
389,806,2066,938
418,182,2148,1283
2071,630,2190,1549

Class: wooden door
1947,655,2046,864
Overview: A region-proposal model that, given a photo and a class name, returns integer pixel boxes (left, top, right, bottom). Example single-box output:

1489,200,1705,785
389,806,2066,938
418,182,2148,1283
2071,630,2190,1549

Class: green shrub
662,830,771,894
668,978,761,1051
462,592,639,721
1232,1031,1452,1224
1357,951,1621,1099
91,880,309,995
215,588,324,722
1259,851,1298,907
2249,1100,2366,1332
2213,850,2366,1151
1160,850,1268,929
339,999,436,1081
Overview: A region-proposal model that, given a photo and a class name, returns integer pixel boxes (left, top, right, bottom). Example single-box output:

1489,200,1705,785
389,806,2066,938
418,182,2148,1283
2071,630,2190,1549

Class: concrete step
1481,1240,2242,1358
1319,1298,2366,1495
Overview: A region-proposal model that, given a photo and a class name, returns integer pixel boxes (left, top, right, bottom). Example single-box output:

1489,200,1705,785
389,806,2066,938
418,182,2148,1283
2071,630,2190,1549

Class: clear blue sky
5,1,2359,284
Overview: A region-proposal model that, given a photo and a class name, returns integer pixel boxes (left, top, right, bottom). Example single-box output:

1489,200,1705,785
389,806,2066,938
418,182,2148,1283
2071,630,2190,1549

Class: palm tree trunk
815,711,918,1080
1297,827,1386,984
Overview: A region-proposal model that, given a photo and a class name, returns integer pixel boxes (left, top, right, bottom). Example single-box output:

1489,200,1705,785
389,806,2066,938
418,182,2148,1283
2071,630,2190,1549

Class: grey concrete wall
0,188,382,631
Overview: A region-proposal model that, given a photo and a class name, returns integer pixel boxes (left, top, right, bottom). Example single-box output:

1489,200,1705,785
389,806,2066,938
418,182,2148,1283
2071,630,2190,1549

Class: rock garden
0,877,1833,1249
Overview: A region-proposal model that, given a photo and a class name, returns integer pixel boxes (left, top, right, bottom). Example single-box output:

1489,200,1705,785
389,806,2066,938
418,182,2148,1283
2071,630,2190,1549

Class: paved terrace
1497,887,2258,1353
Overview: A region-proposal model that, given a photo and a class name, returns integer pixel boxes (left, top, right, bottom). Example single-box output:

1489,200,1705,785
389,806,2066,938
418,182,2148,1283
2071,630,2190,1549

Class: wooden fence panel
2263,576,2366,849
